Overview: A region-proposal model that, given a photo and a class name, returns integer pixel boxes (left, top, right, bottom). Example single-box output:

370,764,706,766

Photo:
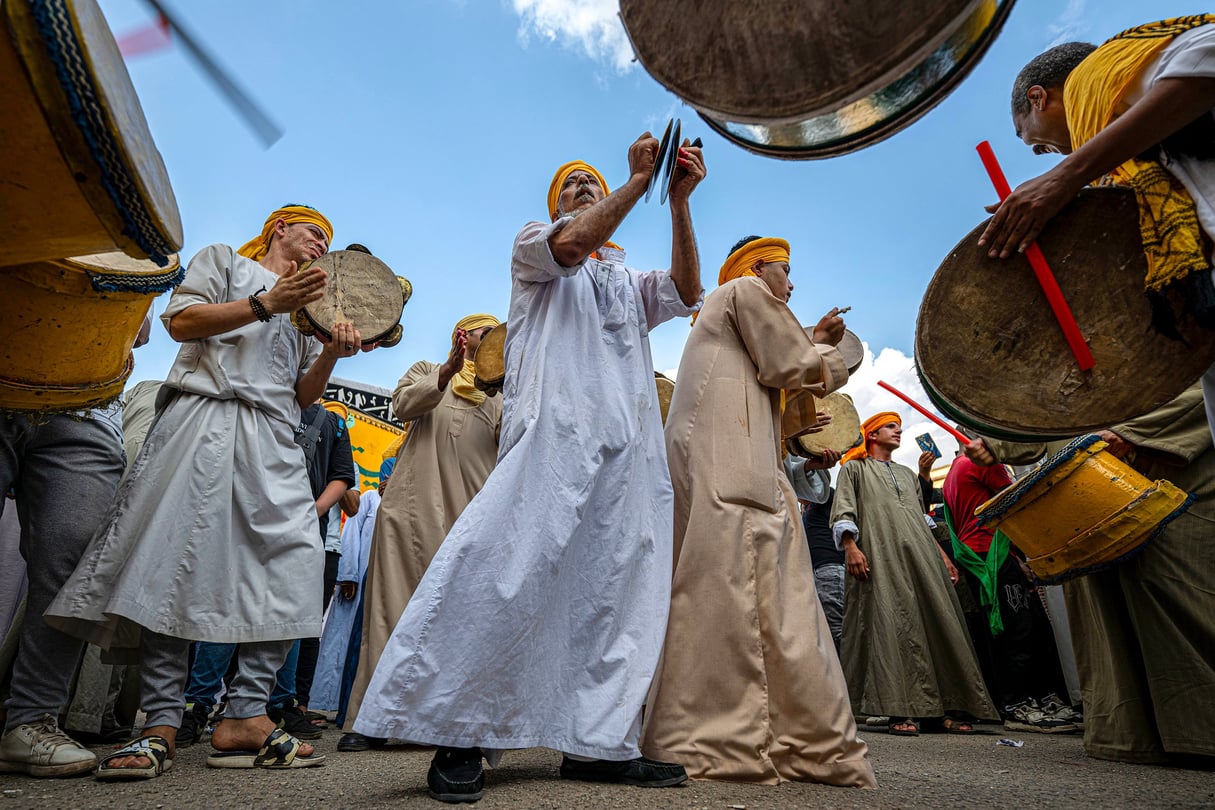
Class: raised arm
168,259,327,341
667,140,707,306
547,134,657,267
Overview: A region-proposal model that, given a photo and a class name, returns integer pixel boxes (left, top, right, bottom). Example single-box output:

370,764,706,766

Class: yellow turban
718,237,789,287
548,161,610,219
841,411,902,465
237,204,335,261
451,313,502,405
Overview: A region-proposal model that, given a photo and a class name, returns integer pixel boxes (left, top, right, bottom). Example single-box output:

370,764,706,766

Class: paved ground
1,722,1212,808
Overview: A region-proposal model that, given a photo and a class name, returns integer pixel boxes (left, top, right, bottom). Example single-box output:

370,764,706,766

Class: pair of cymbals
645,118,702,205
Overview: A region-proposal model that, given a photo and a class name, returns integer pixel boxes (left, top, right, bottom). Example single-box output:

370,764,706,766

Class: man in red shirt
942,446,1077,734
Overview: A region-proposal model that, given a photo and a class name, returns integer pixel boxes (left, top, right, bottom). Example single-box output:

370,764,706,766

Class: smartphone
915,432,942,459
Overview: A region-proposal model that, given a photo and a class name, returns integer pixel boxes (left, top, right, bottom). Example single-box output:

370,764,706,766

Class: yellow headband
452,313,500,345
548,161,610,219
718,237,790,287
841,411,902,465
237,205,335,261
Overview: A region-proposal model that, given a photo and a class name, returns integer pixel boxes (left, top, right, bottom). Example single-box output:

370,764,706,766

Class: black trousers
961,553,1068,712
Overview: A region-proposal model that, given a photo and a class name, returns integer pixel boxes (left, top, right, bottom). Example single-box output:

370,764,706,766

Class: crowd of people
1,14,1213,802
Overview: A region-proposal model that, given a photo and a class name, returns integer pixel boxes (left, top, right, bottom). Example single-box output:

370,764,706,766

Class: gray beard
557,191,596,218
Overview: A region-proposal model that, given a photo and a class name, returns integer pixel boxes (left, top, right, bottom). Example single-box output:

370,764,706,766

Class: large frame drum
917,187,1215,441
619,0,1015,159
1,0,182,266
0,251,182,411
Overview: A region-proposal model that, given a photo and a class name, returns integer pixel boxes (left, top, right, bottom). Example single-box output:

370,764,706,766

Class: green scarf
942,502,1010,635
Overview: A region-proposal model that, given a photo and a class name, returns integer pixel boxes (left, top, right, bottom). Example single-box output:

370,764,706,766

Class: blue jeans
183,640,300,712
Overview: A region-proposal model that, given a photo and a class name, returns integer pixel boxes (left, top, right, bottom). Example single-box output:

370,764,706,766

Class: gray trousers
139,633,293,728
813,563,846,651
0,407,124,732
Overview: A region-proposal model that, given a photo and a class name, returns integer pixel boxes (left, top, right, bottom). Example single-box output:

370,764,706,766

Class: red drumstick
976,141,1095,371
876,380,971,446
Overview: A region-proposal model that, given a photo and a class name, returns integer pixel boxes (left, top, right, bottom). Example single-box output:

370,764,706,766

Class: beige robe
988,384,1215,763
641,277,874,787
344,360,500,726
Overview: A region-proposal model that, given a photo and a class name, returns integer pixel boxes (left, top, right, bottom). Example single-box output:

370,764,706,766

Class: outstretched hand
977,167,1085,258
438,329,468,390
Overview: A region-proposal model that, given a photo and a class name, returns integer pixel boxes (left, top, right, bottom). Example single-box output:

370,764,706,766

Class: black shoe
427,747,484,803
176,702,210,747
337,731,387,752
559,755,688,787
267,704,323,741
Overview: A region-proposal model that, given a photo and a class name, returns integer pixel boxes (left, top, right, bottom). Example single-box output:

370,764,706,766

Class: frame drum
916,187,1215,441
0,250,182,411
619,0,1015,158
473,323,507,390
655,372,675,424
791,392,862,459
836,329,865,375
0,0,182,266
292,250,411,348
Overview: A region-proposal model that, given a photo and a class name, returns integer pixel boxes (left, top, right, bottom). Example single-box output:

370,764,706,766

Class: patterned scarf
1064,15,1215,292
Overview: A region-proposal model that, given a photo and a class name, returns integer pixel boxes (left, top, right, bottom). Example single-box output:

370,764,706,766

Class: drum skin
0,251,179,412
916,187,1215,441
655,372,674,425
974,436,1193,584
474,323,507,389
793,392,862,459
297,251,408,346
836,329,865,375
0,0,182,266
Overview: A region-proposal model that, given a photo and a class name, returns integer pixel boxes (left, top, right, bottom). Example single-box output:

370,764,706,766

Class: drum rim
693,0,1015,159
0,353,132,412
474,323,508,385
10,0,182,265
974,435,1102,525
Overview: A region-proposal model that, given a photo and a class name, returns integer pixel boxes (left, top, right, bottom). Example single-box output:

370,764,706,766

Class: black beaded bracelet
248,294,272,322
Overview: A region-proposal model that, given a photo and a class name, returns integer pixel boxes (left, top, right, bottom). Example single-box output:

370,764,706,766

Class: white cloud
511,0,636,73
1046,0,1090,47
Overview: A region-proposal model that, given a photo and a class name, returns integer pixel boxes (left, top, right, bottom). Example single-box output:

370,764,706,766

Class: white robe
45,244,323,647
311,489,380,712
355,219,699,759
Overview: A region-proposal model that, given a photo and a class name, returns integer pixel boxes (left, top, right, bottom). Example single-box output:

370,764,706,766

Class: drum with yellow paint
974,435,1193,584
322,399,405,492
0,0,182,266
0,250,182,412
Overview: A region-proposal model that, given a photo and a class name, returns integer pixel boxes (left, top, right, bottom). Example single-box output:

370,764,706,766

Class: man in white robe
356,136,706,803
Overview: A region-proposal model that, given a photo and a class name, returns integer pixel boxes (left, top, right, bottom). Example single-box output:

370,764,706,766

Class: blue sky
98,0,1202,469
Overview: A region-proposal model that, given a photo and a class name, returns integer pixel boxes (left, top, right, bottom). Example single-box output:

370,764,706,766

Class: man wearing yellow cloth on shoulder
40,205,369,779
830,412,999,738
356,134,704,803
639,235,875,787
340,314,502,753
977,16,1215,445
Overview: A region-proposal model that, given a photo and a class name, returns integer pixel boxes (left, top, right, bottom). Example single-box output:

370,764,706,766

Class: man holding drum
356,135,703,802
832,413,999,737
978,17,1215,445
44,205,364,778
639,236,874,787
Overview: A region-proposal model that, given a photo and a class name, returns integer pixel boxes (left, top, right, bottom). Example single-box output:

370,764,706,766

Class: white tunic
312,488,380,712
45,244,324,647
355,219,700,759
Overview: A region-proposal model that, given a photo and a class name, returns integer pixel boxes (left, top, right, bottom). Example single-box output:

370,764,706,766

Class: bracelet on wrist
248,294,273,322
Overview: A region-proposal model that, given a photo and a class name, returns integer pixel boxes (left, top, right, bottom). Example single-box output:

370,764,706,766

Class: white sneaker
0,714,97,777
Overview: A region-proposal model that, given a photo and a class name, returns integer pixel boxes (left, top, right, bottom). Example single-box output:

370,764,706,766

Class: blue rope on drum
29,0,176,268
974,434,1101,526
88,266,186,294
